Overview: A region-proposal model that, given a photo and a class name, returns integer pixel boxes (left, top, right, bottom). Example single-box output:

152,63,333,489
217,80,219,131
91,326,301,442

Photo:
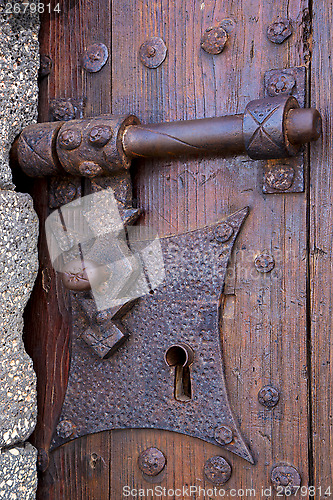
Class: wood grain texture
34,0,313,497
310,0,333,493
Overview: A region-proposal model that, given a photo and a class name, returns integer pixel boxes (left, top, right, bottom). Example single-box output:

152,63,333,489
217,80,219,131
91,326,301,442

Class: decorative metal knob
13,96,322,178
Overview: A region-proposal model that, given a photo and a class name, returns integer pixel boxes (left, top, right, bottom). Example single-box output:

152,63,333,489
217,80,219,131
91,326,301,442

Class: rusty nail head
56,419,76,439
139,37,167,69
138,448,166,476
204,456,232,485
271,465,301,494
49,178,79,209
267,18,293,44
58,129,82,150
95,310,114,324
89,125,113,147
51,100,75,121
214,222,234,243
201,25,228,55
214,426,233,445
265,165,295,191
267,73,296,97
79,161,104,177
82,43,109,72
258,385,280,409
254,253,275,273
39,54,52,78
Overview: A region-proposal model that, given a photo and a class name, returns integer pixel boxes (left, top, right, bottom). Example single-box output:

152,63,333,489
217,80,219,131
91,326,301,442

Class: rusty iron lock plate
51,206,254,464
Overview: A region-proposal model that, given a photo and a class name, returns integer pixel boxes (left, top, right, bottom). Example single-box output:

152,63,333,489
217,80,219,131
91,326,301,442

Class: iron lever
14,96,321,178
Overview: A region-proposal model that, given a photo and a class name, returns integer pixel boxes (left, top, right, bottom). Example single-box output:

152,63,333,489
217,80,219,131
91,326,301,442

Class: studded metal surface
52,207,254,464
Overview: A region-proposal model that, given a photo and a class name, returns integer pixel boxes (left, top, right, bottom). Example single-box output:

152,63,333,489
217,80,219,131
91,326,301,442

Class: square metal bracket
263,67,307,194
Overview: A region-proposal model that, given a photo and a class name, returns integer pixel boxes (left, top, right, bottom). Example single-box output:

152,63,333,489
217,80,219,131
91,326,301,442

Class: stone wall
0,6,40,499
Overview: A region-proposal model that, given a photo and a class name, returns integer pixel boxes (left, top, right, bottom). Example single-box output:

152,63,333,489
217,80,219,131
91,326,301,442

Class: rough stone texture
0,7,39,189
0,444,37,499
0,6,40,498
0,191,38,446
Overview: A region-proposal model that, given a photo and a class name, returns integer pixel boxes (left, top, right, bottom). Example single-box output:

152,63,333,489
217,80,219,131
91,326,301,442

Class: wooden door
21,0,332,498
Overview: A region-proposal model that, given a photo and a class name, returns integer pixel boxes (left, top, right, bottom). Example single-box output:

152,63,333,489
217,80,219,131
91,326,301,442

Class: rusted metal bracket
51,207,255,464
263,67,307,194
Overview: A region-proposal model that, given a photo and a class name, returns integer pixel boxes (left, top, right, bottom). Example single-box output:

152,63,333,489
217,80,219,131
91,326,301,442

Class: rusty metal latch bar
13,96,321,178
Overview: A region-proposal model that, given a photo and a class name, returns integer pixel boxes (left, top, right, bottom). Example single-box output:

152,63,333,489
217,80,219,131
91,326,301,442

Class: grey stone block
0,191,38,446
0,9,39,189
0,443,37,499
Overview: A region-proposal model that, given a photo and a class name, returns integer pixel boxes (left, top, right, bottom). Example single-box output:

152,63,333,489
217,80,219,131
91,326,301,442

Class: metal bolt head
139,37,167,69
267,18,293,44
214,222,234,243
39,54,52,78
267,73,296,97
78,161,104,177
51,100,75,121
138,447,166,476
82,43,109,72
271,465,301,494
258,385,280,409
95,310,114,324
254,253,275,273
201,26,228,55
58,129,82,150
265,165,295,191
204,456,232,485
56,419,76,439
88,125,113,147
214,426,233,445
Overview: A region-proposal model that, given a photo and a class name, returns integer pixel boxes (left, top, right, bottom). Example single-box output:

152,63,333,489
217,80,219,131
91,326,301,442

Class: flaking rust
52,206,255,464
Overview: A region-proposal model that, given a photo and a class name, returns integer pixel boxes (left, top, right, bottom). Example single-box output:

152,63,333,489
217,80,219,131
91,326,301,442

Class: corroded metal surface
52,207,255,464
201,25,228,55
263,67,307,194
204,456,232,485
139,37,167,69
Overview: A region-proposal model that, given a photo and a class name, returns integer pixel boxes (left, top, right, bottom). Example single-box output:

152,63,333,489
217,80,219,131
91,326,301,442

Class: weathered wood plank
310,0,333,492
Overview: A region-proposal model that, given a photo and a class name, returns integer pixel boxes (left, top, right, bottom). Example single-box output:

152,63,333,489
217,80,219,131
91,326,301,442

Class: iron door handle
14,95,321,178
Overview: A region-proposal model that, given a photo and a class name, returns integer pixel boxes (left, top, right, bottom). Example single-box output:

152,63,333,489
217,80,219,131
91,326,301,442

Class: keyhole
165,344,194,402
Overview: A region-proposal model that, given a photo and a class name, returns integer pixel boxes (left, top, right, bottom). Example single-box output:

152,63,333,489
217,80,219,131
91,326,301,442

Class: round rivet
60,259,109,291
265,165,295,191
201,26,228,55
78,161,104,177
267,18,293,44
138,447,166,476
56,419,76,439
58,129,82,150
267,73,296,97
88,125,113,147
214,426,233,445
258,385,280,409
139,37,167,69
204,456,232,485
51,100,75,121
214,222,234,243
271,465,301,494
254,253,275,273
95,310,114,324
82,43,108,72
